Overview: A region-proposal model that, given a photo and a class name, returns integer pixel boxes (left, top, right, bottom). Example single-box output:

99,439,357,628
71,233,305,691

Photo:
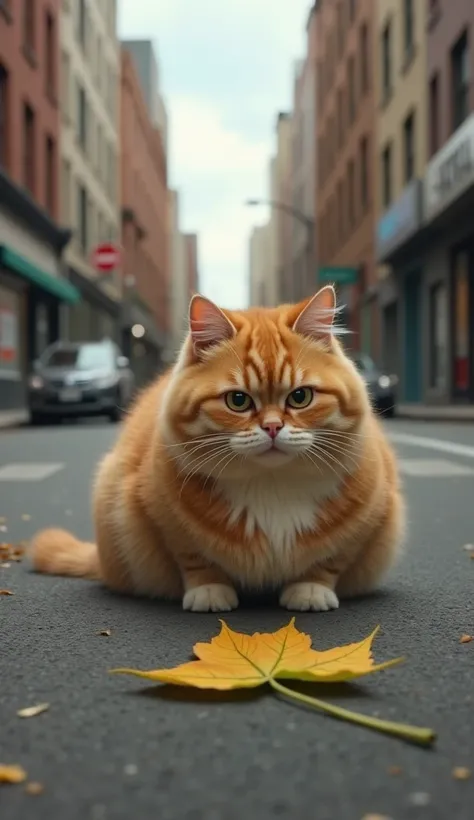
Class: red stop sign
92,243,120,273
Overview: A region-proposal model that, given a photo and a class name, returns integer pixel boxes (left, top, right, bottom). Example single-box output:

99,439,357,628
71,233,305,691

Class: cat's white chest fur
220,473,341,559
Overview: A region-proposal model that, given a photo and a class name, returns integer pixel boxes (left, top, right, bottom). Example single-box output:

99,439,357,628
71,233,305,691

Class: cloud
118,0,311,307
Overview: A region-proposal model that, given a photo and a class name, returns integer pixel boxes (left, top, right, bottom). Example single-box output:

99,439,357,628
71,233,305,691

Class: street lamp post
246,198,315,303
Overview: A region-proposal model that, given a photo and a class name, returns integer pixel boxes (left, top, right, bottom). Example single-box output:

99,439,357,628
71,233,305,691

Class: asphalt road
1,416,473,820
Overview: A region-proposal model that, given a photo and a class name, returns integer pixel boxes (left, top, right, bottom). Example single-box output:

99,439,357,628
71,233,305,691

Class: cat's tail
29,528,100,580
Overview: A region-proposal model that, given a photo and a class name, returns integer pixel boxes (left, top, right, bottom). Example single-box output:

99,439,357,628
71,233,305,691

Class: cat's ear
189,294,236,355
291,285,337,346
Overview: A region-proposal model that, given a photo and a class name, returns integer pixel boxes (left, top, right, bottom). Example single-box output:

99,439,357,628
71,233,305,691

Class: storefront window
452,251,470,393
429,282,447,390
0,285,21,378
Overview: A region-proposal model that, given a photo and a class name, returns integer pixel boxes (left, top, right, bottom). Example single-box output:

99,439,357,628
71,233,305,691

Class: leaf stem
269,679,436,747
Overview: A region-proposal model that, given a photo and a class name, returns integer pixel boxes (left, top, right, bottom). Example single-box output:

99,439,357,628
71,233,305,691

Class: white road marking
0,463,65,481
389,432,474,459
398,459,474,477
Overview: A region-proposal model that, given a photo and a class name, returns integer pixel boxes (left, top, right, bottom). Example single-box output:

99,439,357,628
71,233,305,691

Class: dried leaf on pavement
112,619,436,746
460,635,473,644
452,767,471,781
25,782,44,795
99,629,112,637
387,765,402,776
0,765,27,784
17,703,50,719
21,514,31,521
462,543,474,552
0,589,14,596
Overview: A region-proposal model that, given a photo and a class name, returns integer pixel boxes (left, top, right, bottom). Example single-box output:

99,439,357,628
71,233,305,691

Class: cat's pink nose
261,421,283,439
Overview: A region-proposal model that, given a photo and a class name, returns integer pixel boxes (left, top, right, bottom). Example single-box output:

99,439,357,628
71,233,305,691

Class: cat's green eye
286,387,313,409
225,391,253,412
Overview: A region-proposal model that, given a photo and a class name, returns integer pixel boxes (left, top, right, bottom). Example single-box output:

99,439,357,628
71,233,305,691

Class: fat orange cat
30,286,405,612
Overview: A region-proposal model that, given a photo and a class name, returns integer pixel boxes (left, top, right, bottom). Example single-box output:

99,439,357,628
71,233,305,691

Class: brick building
120,46,169,385
183,233,199,298
315,0,376,355
0,0,78,416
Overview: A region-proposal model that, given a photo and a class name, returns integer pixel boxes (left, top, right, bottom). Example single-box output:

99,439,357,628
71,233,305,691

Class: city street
1,417,473,820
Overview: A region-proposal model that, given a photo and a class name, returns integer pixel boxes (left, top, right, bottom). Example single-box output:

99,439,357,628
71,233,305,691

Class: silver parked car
28,340,135,424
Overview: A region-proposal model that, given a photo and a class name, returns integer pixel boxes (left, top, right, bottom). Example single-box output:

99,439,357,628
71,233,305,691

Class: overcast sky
118,0,310,308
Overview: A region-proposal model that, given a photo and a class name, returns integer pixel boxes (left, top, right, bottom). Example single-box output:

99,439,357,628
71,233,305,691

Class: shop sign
318,266,358,285
425,112,474,221
376,180,422,261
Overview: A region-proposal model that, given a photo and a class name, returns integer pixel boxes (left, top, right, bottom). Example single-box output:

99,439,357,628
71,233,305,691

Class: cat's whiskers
308,442,351,479
161,433,229,450
166,437,230,466
179,445,233,496
177,443,231,479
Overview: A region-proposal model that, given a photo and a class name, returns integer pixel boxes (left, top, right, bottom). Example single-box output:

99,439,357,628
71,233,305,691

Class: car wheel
30,412,48,426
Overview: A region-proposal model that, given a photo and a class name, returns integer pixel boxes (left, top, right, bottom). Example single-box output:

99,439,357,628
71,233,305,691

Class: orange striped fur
30,286,405,612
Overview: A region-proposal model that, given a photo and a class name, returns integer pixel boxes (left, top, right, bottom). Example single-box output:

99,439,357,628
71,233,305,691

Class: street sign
92,243,120,273
318,266,358,285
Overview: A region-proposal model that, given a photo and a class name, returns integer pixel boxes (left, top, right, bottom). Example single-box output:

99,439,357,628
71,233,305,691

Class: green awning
0,244,80,304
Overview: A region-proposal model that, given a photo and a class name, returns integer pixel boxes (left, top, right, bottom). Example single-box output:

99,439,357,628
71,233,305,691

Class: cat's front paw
183,584,239,613
280,582,339,612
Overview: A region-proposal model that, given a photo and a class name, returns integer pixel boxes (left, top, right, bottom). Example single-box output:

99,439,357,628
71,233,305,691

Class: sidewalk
396,403,474,421
0,409,29,429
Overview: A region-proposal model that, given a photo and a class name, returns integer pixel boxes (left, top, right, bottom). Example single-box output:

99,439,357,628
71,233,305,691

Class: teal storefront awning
0,244,80,304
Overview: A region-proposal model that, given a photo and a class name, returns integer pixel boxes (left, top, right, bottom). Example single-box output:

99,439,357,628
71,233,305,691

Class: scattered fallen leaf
99,629,111,637
124,764,138,776
0,543,25,561
112,620,436,746
1,563,10,569
462,543,474,552
17,703,50,719
452,767,471,781
0,589,14,596
21,514,31,521
460,635,473,644
0,517,6,524
0,764,27,784
25,782,44,795
0,525,7,532
387,765,402,776
361,815,392,820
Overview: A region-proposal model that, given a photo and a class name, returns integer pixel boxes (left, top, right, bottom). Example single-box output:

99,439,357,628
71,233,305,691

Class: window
61,158,71,222
429,73,439,156
77,83,87,150
403,0,414,58
0,64,8,169
77,0,86,49
381,20,392,102
381,142,392,208
45,135,55,215
403,111,415,183
348,159,355,227
23,0,35,54
360,135,369,210
429,282,447,390
23,103,35,194
451,31,469,132
45,12,55,97
77,183,88,253
348,56,356,123
337,88,344,147
61,50,70,121
360,22,369,95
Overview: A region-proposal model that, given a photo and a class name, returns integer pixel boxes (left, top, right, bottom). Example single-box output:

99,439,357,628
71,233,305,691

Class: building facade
274,112,294,304
0,0,79,415
315,0,377,355
377,0,474,408
167,189,188,360
120,46,168,386
249,223,272,306
59,0,121,343
375,0,428,394
183,234,199,299
290,6,318,303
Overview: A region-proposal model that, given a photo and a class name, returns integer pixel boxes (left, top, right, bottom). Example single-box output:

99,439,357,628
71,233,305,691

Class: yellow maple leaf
112,620,436,746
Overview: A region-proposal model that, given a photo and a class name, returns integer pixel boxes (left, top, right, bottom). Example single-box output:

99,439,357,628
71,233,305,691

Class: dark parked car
351,353,398,417
28,340,135,424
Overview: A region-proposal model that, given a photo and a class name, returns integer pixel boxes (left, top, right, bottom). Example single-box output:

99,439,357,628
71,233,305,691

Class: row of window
318,0,358,104
380,110,415,209
380,0,415,104
17,0,57,99
61,160,116,257
319,135,370,262
0,67,56,215
76,0,117,50
71,7,118,122
74,80,117,203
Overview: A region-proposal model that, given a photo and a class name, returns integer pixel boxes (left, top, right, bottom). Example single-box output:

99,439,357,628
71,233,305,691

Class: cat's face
162,287,371,480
